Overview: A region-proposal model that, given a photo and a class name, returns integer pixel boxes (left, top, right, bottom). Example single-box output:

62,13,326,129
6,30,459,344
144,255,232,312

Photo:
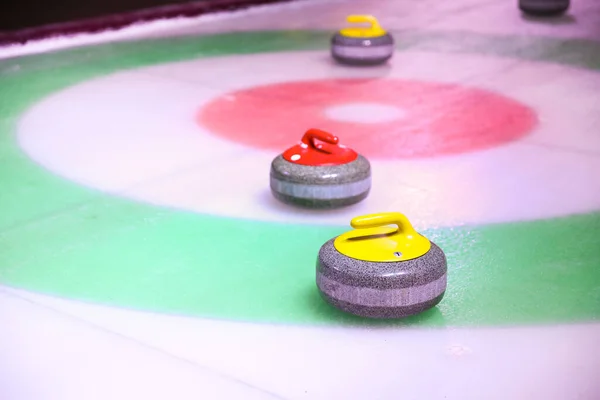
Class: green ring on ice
1,30,599,327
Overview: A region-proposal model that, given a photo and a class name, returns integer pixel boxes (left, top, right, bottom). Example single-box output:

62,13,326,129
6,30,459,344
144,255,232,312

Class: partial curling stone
316,212,447,318
519,0,569,16
270,128,371,208
331,15,395,66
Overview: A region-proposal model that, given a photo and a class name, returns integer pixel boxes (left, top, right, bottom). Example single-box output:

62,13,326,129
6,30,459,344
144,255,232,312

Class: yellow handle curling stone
316,212,447,319
331,15,395,66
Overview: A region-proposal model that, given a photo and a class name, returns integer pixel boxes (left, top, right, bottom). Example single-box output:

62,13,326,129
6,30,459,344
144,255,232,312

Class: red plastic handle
282,128,357,166
301,128,339,154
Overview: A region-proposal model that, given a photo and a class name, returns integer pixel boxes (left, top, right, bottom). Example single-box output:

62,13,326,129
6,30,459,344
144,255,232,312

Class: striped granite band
317,272,447,307
331,44,395,59
270,176,371,200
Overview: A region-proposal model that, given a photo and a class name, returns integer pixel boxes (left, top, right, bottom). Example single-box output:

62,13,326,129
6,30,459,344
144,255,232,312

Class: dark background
0,0,289,42
1,0,195,31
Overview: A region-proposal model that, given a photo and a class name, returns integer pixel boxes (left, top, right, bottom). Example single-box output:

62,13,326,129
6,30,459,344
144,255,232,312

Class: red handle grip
301,129,339,153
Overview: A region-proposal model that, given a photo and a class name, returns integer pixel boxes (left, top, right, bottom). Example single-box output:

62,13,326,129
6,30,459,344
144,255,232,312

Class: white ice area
2,287,599,400
0,288,279,400
17,50,600,228
324,102,406,124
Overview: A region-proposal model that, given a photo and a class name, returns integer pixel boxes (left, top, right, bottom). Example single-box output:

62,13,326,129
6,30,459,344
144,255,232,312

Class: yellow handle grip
350,212,416,236
340,15,386,38
346,15,381,29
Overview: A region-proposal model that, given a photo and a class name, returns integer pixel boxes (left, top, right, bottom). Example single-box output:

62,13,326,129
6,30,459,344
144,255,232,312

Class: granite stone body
331,32,394,66
270,155,371,208
519,0,569,15
316,238,447,318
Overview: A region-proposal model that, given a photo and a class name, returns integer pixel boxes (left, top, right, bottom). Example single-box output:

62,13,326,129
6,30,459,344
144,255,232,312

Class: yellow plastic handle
346,15,381,29
339,15,386,38
350,212,416,235
334,212,430,262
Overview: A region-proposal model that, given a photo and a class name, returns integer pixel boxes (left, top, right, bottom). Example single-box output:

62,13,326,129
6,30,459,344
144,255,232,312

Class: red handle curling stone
282,128,358,166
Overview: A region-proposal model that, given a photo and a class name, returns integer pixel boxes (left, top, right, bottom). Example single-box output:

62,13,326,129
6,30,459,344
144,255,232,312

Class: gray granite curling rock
270,154,371,208
316,238,447,318
519,0,569,16
331,32,394,66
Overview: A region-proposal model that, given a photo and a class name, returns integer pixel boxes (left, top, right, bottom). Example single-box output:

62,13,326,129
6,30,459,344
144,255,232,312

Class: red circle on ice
197,79,538,159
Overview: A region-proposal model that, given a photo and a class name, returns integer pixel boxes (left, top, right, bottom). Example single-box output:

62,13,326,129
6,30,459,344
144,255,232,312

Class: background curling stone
316,212,447,319
331,15,394,66
519,0,569,16
270,128,371,208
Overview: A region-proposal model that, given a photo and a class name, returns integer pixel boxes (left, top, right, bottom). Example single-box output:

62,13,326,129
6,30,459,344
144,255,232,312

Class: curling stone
316,212,447,318
270,128,371,208
331,15,395,66
519,0,569,16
